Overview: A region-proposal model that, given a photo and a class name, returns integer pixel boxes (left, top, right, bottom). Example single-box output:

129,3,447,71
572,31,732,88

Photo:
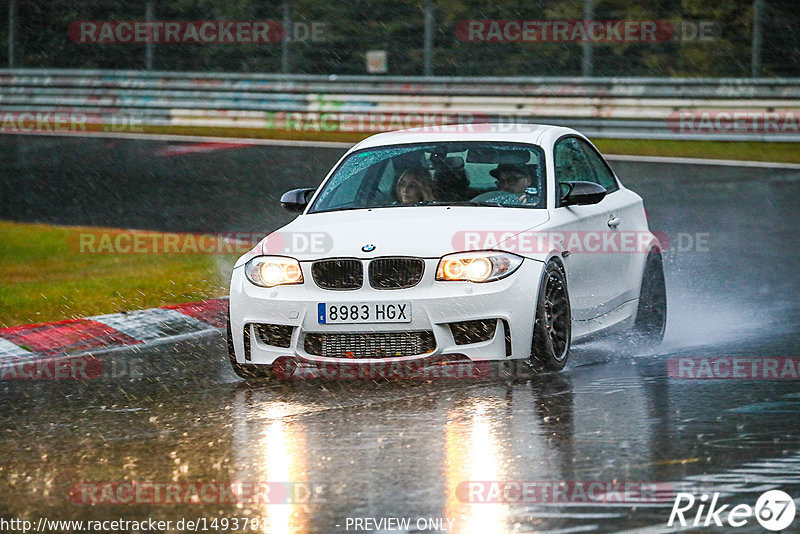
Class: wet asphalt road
2,136,800,533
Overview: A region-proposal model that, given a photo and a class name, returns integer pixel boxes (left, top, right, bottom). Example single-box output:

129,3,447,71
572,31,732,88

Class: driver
472,163,540,206
393,167,436,204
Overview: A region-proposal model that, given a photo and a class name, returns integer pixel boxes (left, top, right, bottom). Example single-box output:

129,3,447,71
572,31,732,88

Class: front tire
632,250,667,344
226,308,274,380
530,261,572,372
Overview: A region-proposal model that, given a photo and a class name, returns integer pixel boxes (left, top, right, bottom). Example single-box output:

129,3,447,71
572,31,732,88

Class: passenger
393,167,436,204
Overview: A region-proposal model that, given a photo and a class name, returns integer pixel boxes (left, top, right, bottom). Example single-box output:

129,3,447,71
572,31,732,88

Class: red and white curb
0,298,228,361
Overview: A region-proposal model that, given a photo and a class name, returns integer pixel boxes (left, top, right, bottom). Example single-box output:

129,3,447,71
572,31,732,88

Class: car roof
351,123,577,151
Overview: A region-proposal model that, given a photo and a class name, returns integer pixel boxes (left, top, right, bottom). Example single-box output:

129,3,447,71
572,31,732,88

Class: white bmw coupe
227,125,666,378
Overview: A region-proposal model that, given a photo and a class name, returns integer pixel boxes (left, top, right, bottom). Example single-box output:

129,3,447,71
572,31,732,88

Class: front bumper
229,258,544,366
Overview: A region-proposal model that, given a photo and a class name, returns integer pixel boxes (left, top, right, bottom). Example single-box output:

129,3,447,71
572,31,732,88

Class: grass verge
0,220,236,328
593,139,800,164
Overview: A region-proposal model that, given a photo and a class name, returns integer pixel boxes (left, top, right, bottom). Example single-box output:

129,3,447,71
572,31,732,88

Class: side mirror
280,187,316,213
561,181,607,207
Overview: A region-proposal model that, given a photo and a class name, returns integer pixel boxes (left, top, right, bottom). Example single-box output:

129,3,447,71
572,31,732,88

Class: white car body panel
255,206,550,262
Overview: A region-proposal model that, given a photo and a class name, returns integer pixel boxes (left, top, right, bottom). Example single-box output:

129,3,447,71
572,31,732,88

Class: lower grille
254,323,294,348
304,331,436,358
449,319,498,345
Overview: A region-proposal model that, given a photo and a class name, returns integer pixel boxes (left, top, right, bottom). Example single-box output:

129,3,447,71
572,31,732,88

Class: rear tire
226,307,274,380
530,261,572,372
632,251,667,345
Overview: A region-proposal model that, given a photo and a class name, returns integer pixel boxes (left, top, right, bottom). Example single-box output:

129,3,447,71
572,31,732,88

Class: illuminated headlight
245,256,304,287
436,251,523,283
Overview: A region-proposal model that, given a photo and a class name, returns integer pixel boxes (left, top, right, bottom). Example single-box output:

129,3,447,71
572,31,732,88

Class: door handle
607,217,621,228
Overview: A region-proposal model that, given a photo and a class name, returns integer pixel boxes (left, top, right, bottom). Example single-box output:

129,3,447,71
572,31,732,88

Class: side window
577,140,619,193
554,137,595,203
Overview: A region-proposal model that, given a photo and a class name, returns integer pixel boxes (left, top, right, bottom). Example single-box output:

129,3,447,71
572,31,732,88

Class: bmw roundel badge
362,244,376,252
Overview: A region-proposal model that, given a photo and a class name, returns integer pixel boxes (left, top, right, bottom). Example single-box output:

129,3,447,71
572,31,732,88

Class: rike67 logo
668,490,796,531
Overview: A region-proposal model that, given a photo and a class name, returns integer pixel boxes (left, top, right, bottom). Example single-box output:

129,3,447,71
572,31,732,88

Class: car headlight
245,256,304,287
436,251,523,283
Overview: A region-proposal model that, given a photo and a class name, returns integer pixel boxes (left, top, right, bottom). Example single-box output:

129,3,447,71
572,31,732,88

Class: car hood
236,206,550,266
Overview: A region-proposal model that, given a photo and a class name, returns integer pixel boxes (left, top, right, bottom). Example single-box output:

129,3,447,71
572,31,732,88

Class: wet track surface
2,136,800,532
0,135,344,233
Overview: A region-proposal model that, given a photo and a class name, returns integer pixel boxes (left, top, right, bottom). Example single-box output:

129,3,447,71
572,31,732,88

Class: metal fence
2,69,800,141
5,0,799,78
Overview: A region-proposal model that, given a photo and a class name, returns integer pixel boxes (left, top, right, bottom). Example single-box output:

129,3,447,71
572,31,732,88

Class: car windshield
308,141,547,213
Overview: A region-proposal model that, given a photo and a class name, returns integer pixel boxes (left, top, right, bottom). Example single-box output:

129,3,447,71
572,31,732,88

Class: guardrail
2,69,800,141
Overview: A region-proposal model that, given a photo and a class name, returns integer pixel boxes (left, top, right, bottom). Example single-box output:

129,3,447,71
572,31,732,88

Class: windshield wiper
309,206,375,214
310,200,516,213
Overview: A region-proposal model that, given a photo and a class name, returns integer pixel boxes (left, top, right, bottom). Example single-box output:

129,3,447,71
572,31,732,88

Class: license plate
317,302,411,324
